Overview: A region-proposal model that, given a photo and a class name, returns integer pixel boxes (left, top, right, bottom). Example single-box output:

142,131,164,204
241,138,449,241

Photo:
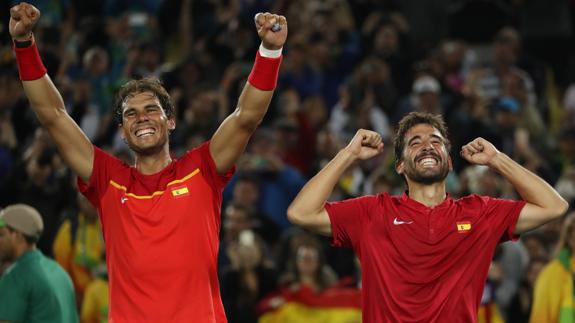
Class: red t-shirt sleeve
325,195,378,249
77,146,125,208
481,196,526,242
189,141,235,191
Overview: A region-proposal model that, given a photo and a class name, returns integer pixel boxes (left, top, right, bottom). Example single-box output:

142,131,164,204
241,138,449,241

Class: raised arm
460,137,568,234
287,129,384,236
10,2,93,182
209,13,287,174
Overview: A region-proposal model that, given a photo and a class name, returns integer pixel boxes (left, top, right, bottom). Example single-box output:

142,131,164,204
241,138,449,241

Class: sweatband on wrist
13,40,47,81
258,43,282,58
248,50,282,91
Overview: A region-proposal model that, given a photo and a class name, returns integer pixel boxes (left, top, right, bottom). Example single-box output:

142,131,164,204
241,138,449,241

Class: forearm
489,153,567,213
234,84,273,130
235,45,282,129
14,37,67,126
22,76,68,126
289,149,356,216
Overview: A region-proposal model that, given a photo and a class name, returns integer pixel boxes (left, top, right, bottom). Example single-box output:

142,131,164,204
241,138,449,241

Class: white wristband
259,43,282,58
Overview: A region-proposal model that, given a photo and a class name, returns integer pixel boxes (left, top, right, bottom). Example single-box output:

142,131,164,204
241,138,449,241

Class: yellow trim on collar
109,168,200,199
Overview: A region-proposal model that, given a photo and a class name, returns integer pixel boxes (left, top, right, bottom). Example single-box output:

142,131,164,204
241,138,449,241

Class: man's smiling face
120,91,175,156
396,123,452,185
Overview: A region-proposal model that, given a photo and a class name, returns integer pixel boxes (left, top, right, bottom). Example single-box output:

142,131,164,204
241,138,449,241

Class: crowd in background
1,0,575,322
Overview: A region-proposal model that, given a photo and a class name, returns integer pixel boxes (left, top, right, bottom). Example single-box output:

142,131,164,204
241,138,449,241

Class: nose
421,140,435,151
136,110,150,122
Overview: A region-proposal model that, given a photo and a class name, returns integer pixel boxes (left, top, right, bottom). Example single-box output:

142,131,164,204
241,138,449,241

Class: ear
119,124,126,140
395,160,404,175
167,118,176,131
448,156,453,171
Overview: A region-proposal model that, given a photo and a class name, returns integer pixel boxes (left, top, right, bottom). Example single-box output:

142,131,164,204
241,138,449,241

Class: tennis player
9,2,287,322
288,111,568,322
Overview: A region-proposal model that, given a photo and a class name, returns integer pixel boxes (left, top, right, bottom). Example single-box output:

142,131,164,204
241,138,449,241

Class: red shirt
326,192,525,323
78,142,233,323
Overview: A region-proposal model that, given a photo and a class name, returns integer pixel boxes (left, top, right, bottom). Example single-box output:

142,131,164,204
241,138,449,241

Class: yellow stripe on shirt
109,168,200,199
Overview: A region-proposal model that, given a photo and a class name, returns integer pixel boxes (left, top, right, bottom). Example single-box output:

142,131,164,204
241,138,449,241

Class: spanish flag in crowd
257,281,362,323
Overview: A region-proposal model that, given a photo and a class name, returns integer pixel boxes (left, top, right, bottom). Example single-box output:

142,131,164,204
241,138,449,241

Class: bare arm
287,129,384,236
461,138,568,234
209,13,287,174
11,3,93,182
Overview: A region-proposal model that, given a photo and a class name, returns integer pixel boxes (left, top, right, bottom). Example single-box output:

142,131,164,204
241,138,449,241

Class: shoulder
57,220,72,232
455,194,501,209
535,259,569,289
93,145,130,170
178,141,211,162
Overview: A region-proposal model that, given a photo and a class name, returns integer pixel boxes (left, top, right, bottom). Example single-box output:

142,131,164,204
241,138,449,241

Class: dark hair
114,77,174,125
394,112,450,163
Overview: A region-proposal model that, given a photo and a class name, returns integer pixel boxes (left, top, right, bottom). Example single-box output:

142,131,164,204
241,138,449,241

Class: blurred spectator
220,230,278,323
478,262,506,323
513,0,572,88
280,42,323,99
0,204,79,323
530,213,575,323
329,62,393,143
3,129,74,257
394,75,444,123
80,263,108,323
507,257,548,323
258,232,359,323
226,129,306,230
53,192,105,305
219,202,279,269
476,28,537,108
279,233,337,293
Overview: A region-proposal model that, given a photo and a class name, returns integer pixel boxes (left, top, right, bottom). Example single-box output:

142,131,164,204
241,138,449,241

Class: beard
403,153,450,185
125,133,169,156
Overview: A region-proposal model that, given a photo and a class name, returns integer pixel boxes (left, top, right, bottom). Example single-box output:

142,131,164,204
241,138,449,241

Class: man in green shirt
0,204,79,323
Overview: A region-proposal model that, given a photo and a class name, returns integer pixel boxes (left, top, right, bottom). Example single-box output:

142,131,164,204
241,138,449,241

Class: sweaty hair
114,77,174,125
394,112,450,163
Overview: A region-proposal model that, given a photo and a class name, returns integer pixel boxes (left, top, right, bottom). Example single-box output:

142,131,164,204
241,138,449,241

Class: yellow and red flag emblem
171,185,189,197
457,222,471,233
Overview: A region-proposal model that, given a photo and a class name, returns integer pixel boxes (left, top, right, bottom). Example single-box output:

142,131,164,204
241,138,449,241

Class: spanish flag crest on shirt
457,221,471,233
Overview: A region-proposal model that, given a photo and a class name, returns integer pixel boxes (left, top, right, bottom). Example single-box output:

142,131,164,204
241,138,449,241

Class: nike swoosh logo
393,218,413,225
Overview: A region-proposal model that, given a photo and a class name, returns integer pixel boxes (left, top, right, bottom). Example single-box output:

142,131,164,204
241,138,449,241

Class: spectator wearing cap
0,204,79,323
393,75,444,123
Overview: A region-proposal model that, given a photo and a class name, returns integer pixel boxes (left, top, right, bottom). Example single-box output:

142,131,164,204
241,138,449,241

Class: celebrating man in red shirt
288,112,568,323
9,2,287,322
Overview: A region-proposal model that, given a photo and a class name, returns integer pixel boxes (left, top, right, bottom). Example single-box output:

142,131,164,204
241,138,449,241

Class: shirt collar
400,191,453,212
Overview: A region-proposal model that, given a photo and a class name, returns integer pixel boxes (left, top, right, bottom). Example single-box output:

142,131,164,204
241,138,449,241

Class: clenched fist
460,137,500,167
344,129,384,161
254,12,287,50
9,2,40,41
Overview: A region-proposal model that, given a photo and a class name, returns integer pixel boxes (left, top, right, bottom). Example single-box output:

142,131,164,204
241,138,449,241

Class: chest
363,205,490,263
98,169,218,238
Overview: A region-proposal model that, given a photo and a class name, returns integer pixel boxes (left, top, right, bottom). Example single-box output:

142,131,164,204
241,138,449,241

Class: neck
406,181,447,207
134,148,172,175
300,274,317,287
14,243,34,260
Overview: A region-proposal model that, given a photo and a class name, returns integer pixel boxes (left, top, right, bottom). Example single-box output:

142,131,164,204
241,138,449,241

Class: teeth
136,128,155,137
419,157,437,166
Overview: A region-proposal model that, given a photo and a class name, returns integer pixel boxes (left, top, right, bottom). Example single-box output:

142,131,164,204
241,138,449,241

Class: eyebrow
123,104,161,114
407,134,444,145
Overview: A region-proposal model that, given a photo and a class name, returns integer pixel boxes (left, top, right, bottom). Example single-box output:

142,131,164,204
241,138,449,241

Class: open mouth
416,154,440,167
134,127,156,138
